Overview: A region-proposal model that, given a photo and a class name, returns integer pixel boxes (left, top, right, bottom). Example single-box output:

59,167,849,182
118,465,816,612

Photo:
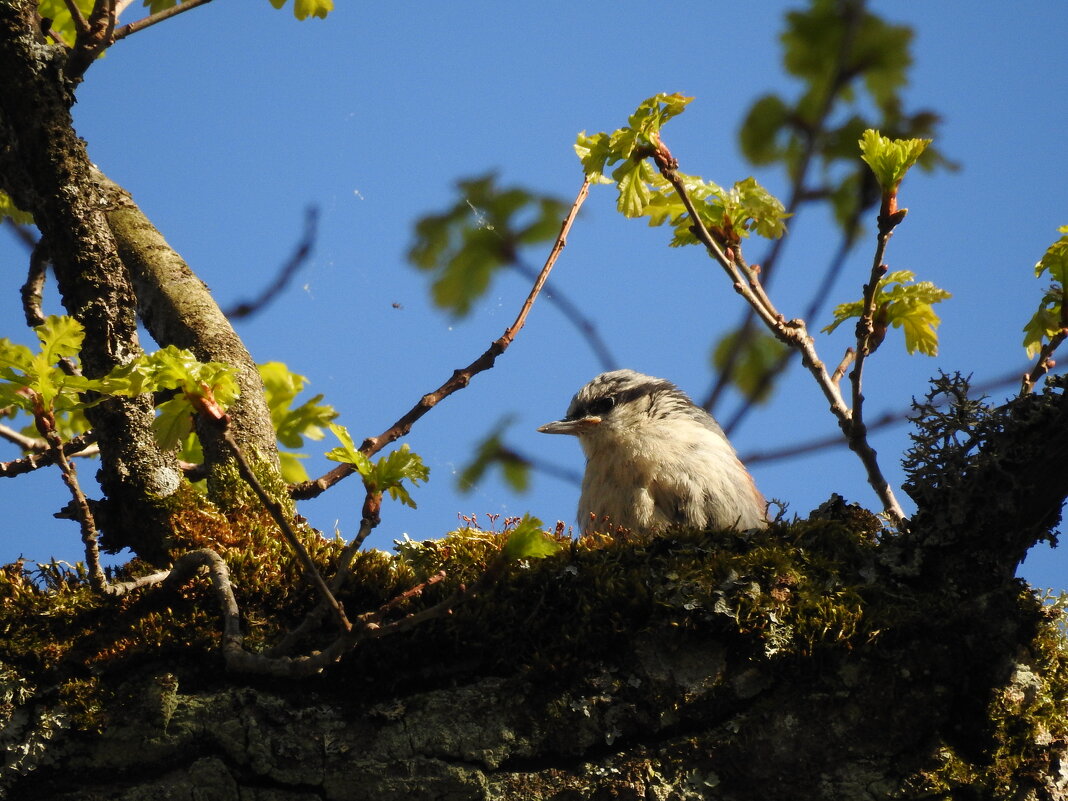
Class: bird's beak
536,416,601,435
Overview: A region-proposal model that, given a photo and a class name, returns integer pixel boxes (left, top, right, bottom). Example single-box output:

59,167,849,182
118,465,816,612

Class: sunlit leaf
858,129,930,193
267,0,332,19
259,361,336,450
501,515,561,561
823,270,951,356
0,191,33,225
1023,226,1068,358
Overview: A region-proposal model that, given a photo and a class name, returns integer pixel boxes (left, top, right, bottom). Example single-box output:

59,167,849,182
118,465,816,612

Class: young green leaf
325,425,429,508
501,515,561,561
1022,226,1068,358
858,129,930,193
259,362,334,444
267,0,333,19
324,422,371,473
258,362,337,482
369,445,430,509
823,270,951,356
0,190,33,225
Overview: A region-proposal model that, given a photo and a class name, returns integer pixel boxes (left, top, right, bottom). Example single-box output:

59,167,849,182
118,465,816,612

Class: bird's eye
586,396,616,416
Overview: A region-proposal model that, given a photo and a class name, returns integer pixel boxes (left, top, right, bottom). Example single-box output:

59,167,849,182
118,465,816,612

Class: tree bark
96,171,280,481
0,0,181,561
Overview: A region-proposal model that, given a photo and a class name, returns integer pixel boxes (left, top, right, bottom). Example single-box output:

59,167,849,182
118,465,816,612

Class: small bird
538,369,767,534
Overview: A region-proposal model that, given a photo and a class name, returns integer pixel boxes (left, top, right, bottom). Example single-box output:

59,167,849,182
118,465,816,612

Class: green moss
902,593,1068,798
2,506,1067,797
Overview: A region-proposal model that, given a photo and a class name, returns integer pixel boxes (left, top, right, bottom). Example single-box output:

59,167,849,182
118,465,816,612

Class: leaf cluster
325,424,429,509
738,0,951,234
1023,226,1068,359
259,362,337,482
576,94,788,245
858,129,930,194
408,174,568,317
823,270,951,356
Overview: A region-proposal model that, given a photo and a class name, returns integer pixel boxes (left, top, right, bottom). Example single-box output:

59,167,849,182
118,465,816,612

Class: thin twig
62,0,90,36
653,146,906,527
268,493,381,657
511,257,617,371
703,2,866,412
65,0,118,78
722,224,860,434
292,177,591,500
225,207,318,319
112,0,214,42
0,430,98,477
37,410,106,592
831,348,856,386
215,424,351,632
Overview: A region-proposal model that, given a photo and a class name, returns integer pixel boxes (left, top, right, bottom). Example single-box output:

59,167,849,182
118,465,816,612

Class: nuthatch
538,369,767,534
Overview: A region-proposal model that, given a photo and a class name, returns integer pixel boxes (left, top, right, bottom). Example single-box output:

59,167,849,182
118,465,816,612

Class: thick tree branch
93,170,281,484
0,0,184,562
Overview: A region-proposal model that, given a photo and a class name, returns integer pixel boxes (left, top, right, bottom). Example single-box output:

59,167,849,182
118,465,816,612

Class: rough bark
2,571,1065,801
96,171,280,478
0,0,181,561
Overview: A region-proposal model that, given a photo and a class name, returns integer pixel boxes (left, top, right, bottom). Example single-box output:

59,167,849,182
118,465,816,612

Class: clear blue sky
2,2,1067,590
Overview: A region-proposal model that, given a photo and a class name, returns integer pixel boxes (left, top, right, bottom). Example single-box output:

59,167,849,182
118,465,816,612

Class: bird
537,369,767,534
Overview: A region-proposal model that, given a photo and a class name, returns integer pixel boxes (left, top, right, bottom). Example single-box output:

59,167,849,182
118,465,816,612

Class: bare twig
112,0,214,42
65,0,118,78
831,348,856,386
61,0,90,36
292,177,592,500
225,207,318,320
1021,332,1066,396
102,567,172,596
0,430,98,477
36,409,106,592
722,224,860,434
653,147,906,527
268,492,382,657
704,4,866,412
511,257,617,371
159,546,483,678
215,422,351,633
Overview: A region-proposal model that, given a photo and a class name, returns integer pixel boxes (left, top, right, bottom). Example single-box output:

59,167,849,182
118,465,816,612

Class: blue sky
2,1,1067,590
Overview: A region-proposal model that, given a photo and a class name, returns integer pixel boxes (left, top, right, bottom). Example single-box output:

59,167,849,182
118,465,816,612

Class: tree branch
111,0,213,43
225,206,318,320
292,177,591,500
652,145,906,527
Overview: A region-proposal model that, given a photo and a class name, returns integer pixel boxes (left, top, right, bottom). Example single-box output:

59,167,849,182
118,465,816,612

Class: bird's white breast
577,415,765,533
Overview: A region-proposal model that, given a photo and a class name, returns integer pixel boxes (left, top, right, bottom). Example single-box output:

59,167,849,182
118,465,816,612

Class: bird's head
537,369,709,443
